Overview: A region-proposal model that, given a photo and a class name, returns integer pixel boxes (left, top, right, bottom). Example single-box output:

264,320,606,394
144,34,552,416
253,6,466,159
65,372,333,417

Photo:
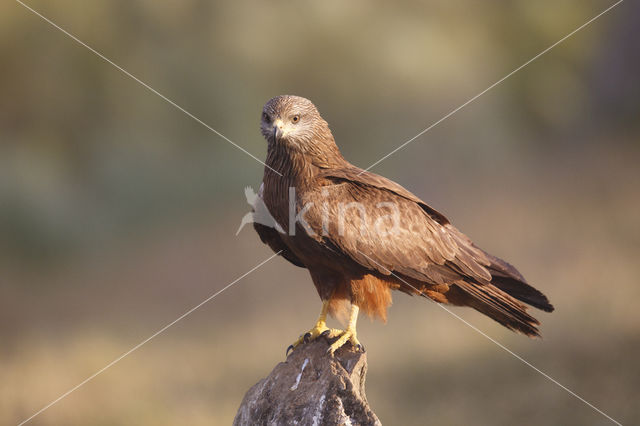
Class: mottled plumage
255,95,553,344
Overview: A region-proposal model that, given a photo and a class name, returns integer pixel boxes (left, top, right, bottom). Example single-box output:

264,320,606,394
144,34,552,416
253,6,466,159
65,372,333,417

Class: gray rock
234,337,381,425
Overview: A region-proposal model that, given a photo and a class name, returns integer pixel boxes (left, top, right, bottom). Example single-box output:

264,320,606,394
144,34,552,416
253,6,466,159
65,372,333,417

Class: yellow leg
327,304,363,355
287,300,342,355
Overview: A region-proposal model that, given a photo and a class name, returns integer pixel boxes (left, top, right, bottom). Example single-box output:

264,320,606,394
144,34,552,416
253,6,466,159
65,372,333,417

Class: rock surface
233,337,381,425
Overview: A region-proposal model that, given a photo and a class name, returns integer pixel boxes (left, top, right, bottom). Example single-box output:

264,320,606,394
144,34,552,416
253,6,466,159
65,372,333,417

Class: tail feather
449,281,543,337
490,273,554,312
481,250,555,313
410,245,554,336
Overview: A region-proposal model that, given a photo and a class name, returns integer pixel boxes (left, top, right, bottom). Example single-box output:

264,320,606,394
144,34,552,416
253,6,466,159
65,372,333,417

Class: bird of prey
254,95,553,355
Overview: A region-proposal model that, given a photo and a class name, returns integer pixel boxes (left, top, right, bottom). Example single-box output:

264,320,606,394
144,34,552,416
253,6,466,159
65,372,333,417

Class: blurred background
1,0,638,424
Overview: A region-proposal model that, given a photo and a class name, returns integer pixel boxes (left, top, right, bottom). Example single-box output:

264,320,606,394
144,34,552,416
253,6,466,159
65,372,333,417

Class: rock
233,337,381,425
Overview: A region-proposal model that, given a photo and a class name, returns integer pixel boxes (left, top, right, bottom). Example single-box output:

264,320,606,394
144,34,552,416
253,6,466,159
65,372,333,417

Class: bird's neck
264,138,346,187
261,137,346,232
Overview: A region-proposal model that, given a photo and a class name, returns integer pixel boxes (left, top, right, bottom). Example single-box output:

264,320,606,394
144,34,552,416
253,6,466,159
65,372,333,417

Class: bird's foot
286,322,342,356
327,327,364,355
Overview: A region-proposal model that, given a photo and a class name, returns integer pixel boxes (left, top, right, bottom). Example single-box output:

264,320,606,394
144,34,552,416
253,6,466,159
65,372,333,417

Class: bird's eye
262,112,270,122
291,115,300,124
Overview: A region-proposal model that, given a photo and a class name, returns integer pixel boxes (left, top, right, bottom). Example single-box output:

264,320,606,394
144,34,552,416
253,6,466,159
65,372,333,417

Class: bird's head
260,95,341,163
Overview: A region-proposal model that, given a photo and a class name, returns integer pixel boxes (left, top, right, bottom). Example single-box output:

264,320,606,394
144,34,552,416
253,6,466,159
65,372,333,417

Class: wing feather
309,165,552,336
310,166,491,285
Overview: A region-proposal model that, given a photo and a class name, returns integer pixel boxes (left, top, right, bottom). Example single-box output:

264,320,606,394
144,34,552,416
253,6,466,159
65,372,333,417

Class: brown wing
254,222,306,268
314,165,553,336
319,167,452,225
252,183,306,268
314,167,493,285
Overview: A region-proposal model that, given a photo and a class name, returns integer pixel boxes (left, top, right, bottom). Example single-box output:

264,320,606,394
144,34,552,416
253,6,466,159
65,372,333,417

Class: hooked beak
272,119,285,141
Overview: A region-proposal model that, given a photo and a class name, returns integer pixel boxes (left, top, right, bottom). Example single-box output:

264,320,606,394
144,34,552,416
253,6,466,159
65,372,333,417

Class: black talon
320,330,331,337
356,344,365,353
303,332,312,343
286,345,294,356
327,335,340,344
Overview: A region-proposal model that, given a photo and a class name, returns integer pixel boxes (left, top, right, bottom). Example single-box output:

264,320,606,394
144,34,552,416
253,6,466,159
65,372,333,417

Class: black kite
254,95,553,354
